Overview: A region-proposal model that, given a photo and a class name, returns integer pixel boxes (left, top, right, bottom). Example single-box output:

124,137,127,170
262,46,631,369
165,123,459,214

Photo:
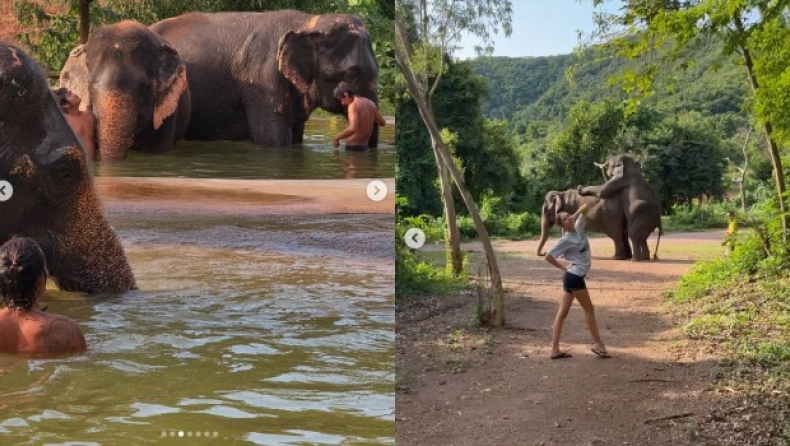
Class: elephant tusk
593,161,605,168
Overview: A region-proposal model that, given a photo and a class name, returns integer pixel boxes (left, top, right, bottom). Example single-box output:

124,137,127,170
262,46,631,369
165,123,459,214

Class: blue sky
456,0,621,59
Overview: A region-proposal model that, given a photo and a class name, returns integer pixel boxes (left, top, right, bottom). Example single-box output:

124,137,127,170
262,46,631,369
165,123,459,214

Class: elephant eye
114,50,123,60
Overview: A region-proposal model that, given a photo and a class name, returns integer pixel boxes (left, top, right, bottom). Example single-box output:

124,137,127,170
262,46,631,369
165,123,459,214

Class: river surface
0,117,395,444
0,214,394,445
93,117,396,179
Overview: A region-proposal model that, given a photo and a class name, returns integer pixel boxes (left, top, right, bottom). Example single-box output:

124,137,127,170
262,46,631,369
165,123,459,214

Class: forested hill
470,39,749,128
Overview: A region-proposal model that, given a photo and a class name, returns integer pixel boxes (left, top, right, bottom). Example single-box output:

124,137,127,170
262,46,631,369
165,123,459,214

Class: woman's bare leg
551,291,575,357
573,289,606,350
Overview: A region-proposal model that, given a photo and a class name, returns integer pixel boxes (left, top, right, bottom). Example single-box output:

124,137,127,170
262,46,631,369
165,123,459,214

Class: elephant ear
152,43,187,130
277,28,317,96
59,45,91,111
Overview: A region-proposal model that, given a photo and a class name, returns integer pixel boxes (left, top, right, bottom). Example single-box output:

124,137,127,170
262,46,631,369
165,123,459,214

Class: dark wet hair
52,87,69,109
333,82,355,100
0,236,47,311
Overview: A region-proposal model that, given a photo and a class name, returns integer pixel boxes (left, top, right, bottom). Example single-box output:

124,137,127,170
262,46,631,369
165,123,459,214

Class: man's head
0,236,47,311
52,87,81,111
556,212,577,232
333,82,355,106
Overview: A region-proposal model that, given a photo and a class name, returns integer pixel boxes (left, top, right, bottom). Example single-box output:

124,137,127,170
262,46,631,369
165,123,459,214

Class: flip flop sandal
550,352,572,360
591,347,611,358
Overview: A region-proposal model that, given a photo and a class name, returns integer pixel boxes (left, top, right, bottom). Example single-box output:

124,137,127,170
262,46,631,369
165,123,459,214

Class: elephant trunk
94,91,136,160
537,205,552,256
48,183,136,292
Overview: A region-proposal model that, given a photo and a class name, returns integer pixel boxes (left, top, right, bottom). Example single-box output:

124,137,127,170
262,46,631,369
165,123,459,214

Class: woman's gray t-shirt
547,215,591,277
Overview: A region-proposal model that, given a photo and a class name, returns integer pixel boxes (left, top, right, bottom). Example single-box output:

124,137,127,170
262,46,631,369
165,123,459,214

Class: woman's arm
545,254,571,272
572,203,590,218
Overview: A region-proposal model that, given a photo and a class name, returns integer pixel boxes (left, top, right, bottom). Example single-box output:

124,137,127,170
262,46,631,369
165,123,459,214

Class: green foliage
661,201,730,232
396,59,526,216
395,196,468,298
470,40,749,136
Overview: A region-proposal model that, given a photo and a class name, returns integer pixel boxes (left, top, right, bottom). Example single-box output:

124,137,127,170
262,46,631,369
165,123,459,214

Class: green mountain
469,39,749,134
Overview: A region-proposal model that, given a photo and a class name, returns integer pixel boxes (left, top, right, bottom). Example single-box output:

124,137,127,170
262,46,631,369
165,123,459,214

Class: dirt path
397,231,724,446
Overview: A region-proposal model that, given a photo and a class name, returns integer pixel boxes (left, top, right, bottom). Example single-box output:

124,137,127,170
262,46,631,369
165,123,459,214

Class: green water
0,214,394,445
93,117,396,180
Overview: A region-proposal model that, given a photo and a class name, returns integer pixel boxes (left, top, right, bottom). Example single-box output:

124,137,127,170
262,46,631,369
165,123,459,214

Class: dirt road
397,231,724,446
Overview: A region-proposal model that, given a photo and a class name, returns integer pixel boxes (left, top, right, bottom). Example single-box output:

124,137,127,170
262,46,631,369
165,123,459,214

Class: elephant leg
620,225,632,260
639,239,651,261
245,96,292,147
628,230,643,262
292,120,305,145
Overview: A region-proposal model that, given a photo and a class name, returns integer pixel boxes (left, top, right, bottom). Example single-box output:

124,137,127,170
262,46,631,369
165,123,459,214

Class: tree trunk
737,31,788,241
433,146,463,275
421,108,505,324
395,19,505,325
79,0,92,44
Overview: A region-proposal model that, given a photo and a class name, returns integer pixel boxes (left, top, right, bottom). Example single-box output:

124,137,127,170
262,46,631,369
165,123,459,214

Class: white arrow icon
404,228,426,249
0,180,12,202
366,180,387,202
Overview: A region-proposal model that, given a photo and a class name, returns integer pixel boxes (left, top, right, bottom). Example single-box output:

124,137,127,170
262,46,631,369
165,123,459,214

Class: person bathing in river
544,203,610,360
52,87,96,160
332,82,386,151
0,237,87,355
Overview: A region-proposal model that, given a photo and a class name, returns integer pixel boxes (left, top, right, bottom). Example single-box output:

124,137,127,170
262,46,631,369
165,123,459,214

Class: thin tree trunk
79,0,91,44
739,128,750,213
735,22,788,240
433,146,463,275
395,19,505,325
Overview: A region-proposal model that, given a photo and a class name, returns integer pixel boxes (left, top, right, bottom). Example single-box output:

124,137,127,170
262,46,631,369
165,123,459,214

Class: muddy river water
0,119,395,444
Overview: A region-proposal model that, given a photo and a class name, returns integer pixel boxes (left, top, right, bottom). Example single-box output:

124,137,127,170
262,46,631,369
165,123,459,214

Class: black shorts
562,272,587,293
345,145,369,151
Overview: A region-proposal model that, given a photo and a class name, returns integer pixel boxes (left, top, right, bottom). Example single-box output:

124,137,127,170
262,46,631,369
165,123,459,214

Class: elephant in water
0,40,136,292
60,20,191,160
579,154,663,261
150,10,380,147
537,187,632,260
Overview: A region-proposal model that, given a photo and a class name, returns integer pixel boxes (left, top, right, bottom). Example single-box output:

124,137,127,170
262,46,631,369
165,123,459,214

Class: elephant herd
537,154,663,262
0,10,380,294
59,10,381,160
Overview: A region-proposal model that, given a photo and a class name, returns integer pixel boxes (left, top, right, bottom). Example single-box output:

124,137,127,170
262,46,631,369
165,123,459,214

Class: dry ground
397,231,734,446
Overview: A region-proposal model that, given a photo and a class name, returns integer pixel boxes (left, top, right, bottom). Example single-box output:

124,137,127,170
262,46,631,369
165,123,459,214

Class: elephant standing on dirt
150,10,380,148
579,154,663,261
0,40,136,292
537,187,632,260
60,20,191,160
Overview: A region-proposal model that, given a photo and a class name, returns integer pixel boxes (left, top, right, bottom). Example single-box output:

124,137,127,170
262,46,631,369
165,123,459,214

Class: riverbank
95,177,395,215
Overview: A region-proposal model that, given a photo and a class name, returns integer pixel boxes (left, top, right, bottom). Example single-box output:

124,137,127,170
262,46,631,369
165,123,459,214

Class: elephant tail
652,221,663,261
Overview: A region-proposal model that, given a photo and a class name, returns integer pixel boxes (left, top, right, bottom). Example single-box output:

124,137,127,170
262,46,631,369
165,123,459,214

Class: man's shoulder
32,314,86,354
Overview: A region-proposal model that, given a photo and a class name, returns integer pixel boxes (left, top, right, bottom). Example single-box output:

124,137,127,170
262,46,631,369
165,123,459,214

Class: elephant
579,154,663,261
0,40,136,292
150,10,380,148
537,187,632,260
59,20,191,160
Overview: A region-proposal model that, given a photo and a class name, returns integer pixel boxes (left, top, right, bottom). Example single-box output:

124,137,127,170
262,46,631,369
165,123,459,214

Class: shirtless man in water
52,87,96,160
0,237,87,355
332,82,386,151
